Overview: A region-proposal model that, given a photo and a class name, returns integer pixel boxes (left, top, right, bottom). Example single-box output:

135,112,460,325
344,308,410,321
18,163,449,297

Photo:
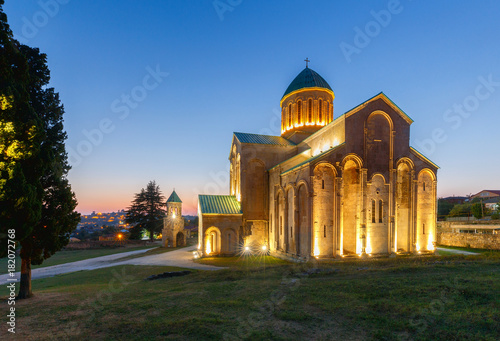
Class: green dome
282,67,332,99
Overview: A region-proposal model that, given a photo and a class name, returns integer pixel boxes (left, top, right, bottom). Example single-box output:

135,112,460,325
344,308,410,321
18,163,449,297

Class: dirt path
0,245,221,285
436,247,480,255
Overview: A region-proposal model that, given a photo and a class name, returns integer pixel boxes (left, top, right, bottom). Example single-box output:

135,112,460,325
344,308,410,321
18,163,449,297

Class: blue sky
4,0,500,214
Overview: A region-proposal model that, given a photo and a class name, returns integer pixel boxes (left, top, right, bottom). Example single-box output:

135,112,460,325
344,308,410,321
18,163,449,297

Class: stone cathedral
198,64,438,260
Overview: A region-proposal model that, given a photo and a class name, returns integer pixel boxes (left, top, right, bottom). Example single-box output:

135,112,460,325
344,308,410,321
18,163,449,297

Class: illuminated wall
297,184,310,256
342,159,361,255
365,174,389,254
416,169,437,251
313,164,335,257
396,161,412,252
286,186,294,253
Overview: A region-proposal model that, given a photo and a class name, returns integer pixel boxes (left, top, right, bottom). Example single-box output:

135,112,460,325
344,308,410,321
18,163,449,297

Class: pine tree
125,181,166,241
0,0,42,256
0,2,79,299
16,45,80,299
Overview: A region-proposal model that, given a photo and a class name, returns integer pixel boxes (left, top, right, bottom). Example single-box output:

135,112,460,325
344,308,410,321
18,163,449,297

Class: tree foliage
125,181,165,241
0,2,79,299
448,203,471,217
0,0,42,255
471,202,484,219
437,199,454,218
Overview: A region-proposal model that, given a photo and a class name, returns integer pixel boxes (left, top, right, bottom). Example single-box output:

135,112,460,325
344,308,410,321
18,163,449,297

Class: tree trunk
18,256,32,299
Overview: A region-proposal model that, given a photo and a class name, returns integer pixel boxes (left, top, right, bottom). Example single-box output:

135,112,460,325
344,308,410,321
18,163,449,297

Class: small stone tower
162,190,186,247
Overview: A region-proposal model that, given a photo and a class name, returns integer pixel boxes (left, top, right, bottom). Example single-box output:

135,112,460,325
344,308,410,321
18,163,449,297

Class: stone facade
198,67,438,259
198,214,241,256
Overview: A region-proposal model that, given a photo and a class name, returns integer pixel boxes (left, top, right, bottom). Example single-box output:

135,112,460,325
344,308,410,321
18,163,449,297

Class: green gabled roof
167,190,182,203
234,132,295,146
198,195,242,215
282,67,332,99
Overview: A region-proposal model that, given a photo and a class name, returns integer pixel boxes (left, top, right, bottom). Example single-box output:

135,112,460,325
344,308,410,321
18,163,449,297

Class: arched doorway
176,232,185,247
205,227,221,255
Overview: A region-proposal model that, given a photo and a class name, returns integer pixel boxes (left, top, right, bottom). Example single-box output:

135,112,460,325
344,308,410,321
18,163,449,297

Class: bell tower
162,190,186,247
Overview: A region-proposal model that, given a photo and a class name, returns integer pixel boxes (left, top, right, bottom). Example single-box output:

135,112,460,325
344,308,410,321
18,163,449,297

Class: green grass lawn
1,253,499,340
0,244,158,275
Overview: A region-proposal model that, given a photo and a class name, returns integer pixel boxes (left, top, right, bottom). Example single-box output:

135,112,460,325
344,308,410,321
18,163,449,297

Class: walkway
436,247,480,255
0,245,221,285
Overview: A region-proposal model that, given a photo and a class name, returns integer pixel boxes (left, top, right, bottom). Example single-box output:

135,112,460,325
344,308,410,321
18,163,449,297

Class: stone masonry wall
437,221,500,250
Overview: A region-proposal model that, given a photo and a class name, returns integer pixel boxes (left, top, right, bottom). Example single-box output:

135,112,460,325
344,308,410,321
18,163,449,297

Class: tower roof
282,67,332,99
167,190,182,203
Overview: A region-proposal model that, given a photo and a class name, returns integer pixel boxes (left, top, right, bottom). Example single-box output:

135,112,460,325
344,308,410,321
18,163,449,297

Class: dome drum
280,67,335,140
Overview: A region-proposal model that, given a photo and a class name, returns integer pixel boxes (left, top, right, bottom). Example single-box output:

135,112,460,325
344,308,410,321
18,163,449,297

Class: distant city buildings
76,210,129,231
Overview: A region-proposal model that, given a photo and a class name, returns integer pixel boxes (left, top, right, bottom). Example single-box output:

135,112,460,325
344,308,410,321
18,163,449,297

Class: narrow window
319,99,323,122
372,200,376,223
297,100,302,124
290,226,293,239
308,99,312,122
288,104,292,126
281,108,284,130
270,214,273,233
322,179,325,189
379,200,383,223
326,102,330,121
423,223,426,235
280,217,282,235
324,225,326,238
423,182,426,191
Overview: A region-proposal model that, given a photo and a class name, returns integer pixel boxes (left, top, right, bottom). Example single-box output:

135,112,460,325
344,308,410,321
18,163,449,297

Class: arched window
319,99,323,122
308,99,312,122
281,107,284,130
288,104,292,126
371,200,376,223
297,100,302,124
326,102,330,121
379,200,383,223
